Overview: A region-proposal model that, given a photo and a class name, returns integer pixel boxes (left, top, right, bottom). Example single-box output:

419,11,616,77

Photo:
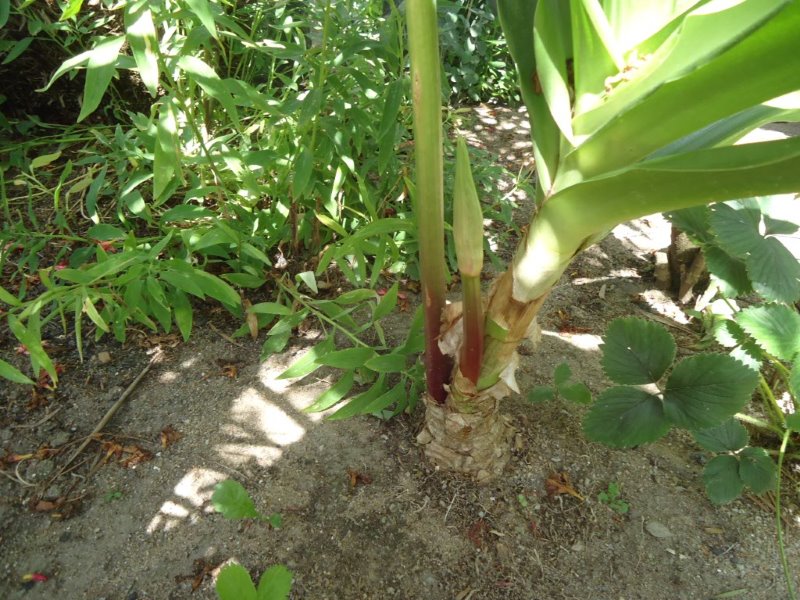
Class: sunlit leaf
601,317,676,384
78,36,125,122
277,336,334,380
216,564,257,600
212,480,261,520
736,304,800,361
257,564,293,600
304,371,355,413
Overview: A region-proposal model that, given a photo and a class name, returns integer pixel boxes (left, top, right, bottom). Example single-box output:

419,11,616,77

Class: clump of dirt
1,107,798,599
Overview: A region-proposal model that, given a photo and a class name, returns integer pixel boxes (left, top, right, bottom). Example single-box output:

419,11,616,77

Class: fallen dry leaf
544,472,585,502
346,468,373,488
160,425,183,449
467,518,490,549
243,299,259,339
175,557,221,592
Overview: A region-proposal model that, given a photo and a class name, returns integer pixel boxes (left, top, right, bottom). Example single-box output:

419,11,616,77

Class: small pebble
646,521,673,539
97,351,112,364
571,541,585,552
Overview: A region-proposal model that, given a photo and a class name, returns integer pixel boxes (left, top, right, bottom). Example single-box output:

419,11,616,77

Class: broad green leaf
171,289,193,341
159,269,205,298
296,271,317,295
0,359,34,385
736,304,800,361
191,271,240,307
533,0,574,144
554,362,572,386
249,302,292,316
692,418,748,453
373,282,399,321
709,202,761,257
123,1,159,96
176,56,239,128
527,386,556,403
277,336,334,380
0,284,21,306
703,455,744,504
334,289,376,305
327,376,387,420
559,382,592,404
713,318,764,372
184,0,217,39
216,564,257,600
583,386,670,448
212,480,261,520
786,410,800,433
704,246,751,298
663,353,758,430
570,0,622,115
78,36,125,122
364,352,407,373
738,446,777,494
569,0,797,170
257,565,293,600
154,99,181,201
304,371,355,413
292,146,314,198
87,224,126,241
261,330,290,360
317,347,376,369
601,318,676,384
747,237,800,304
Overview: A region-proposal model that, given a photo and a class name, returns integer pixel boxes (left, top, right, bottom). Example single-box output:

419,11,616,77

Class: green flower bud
453,137,484,278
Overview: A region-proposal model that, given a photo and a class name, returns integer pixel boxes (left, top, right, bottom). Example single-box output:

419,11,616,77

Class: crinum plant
406,0,800,481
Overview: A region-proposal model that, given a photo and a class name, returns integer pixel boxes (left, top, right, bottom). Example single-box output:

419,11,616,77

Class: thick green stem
460,275,484,385
407,0,449,403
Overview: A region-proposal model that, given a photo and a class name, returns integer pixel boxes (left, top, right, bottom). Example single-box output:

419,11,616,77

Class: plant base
416,392,514,483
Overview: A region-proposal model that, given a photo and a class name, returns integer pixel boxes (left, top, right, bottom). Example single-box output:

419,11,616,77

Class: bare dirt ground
1,107,798,600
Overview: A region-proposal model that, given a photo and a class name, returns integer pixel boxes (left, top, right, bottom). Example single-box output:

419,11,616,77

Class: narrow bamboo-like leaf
692,418,748,453
2,36,33,65
31,151,61,171
736,304,800,361
216,564,257,600
601,317,676,384
0,359,34,385
361,384,405,415
8,314,57,384
176,56,239,128
304,371,355,413
257,565,293,600
738,446,777,494
583,386,670,448
249,302,292,316
365,352,407,373
703,455,744,504
171,288,193,341
663,354,758,430
60,0,83,20
277,336,334,380
373,282,399,321
295,271,317,295
0,0,10,29
184,0,217,39
261,330,290,360
123,1,159,96
154,99,181,201
0,284,21,306
83,293,109,332
78,36,125,122
192,271,240,307
293,146,313,198
334,289,376,305
317,347,376,369
327,375,386,420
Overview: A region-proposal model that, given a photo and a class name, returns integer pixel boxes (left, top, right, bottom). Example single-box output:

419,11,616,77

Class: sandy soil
1,107,798,600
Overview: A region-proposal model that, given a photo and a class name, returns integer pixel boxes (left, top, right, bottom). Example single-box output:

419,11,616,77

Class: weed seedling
598,483,629,515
